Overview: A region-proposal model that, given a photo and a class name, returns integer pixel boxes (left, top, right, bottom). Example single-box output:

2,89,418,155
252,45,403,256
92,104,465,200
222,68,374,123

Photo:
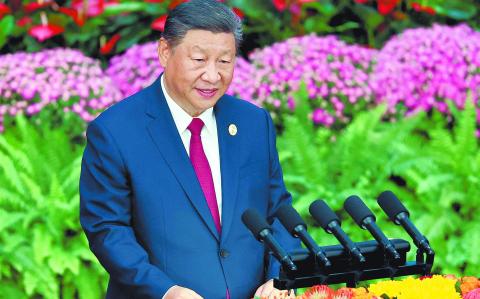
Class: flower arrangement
0,48,122,132
371,24,480,121
255,276,480,299
106,41,163,98
103,23,480,131
229,34,377,127
1,24,479,135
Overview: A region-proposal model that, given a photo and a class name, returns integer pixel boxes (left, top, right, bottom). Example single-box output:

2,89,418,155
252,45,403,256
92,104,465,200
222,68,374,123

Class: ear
157,37,171,68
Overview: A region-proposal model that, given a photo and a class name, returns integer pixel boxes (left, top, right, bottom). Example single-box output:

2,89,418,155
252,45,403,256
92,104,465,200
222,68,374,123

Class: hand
164,285,203,299
254,279,295,299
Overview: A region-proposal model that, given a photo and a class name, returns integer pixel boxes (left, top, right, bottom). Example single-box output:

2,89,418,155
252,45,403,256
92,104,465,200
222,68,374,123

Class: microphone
275,205,331,267
344,195,401,259
241,209,297,271
377,191,434,255
309,200,366,263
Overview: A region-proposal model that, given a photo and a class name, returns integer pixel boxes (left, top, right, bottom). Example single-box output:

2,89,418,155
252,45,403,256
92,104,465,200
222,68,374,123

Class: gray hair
162,0,243,51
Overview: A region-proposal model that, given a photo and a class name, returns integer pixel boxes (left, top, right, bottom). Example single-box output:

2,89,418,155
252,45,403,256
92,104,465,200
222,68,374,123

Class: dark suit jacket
79,77,299,299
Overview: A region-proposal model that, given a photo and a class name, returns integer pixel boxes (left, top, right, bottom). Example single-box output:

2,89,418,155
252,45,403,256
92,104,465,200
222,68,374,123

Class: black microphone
275,205,331,267
344,195,401,259
241,209,297,271
377,191,434,255
309,200,366,263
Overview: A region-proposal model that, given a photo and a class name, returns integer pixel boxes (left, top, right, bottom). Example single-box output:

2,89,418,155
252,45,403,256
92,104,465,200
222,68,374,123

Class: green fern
278,87,480,276
0,114,107,299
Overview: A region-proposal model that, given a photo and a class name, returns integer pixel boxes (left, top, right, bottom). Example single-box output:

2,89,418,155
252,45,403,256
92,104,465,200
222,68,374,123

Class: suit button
219,249,229,258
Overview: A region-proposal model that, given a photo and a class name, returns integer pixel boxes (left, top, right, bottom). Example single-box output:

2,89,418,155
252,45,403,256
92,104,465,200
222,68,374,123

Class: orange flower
333,288,353,299
302,285,335,299
461,277,480,295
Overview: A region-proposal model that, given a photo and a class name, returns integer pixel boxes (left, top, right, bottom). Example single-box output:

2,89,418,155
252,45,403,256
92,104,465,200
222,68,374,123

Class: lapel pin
228,124,237,136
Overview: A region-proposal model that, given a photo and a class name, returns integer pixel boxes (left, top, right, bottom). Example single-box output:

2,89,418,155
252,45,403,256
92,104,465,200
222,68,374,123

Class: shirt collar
161,74,216,135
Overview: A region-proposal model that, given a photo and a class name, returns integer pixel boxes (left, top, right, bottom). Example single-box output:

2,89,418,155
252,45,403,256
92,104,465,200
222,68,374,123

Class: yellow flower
367,275,462,299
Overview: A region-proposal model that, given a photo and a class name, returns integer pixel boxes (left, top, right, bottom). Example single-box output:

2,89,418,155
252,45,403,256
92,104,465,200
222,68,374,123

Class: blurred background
0,0,479,298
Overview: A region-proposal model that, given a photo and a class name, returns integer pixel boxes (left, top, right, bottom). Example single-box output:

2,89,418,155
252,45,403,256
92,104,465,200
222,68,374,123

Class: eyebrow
191,45,233,55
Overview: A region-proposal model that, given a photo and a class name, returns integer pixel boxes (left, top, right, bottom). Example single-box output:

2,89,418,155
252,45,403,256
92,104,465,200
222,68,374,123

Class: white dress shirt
160,75,223,221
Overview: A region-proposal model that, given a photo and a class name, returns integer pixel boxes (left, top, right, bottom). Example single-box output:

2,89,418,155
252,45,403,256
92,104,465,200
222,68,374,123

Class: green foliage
278,85,480,276
392,94,480,276
0,114,107,298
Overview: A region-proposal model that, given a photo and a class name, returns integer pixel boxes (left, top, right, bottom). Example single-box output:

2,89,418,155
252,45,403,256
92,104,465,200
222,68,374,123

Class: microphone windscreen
377,191,409,221
309,200,340,230
344,195,375,227
275,205,306,234
242,209,271,239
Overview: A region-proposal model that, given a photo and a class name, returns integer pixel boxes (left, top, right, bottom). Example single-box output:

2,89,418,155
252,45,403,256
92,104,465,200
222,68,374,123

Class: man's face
158,30,236,117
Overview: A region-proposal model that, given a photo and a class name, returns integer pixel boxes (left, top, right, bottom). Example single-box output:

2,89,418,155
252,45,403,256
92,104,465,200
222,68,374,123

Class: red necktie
187,118,221,233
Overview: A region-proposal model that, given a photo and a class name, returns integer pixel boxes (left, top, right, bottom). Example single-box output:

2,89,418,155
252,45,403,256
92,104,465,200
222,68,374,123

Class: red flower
58,7,86,26
419,275,433,280
144,0,165,2
272,0,287,12
232,7,244,19
100,33,121,55
377,0,398,15
151,14,168,31
71,0,105,17
296,0,316,3
302,285,335,298
335,287,354,299
28,24,64,42
354,0,369,3
23,1,53,13
16,16,32,27
0,3,11,19
411,2,422,11
105,0,119,7
422,6,436,15
168,0,187,10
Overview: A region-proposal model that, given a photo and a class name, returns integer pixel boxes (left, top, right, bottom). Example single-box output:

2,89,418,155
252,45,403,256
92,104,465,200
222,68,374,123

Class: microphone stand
273,238,436,290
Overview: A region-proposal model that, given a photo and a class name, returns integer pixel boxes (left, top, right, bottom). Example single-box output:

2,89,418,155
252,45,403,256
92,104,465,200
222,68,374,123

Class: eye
220,60,231,64
192,58,205,62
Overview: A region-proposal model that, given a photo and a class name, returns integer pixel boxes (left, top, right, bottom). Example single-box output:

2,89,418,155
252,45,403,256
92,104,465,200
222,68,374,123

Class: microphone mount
272,238,435,290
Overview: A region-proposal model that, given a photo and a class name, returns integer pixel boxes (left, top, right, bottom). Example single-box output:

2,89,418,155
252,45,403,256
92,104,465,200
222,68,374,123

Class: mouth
196,88,218,99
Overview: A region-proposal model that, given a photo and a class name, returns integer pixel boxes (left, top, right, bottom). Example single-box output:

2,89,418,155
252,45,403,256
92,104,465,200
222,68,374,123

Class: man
79,0,299,298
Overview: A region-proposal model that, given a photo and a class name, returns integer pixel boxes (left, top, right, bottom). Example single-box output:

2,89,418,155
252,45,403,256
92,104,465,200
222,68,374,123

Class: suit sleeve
79,120,175,298
262,109,302,280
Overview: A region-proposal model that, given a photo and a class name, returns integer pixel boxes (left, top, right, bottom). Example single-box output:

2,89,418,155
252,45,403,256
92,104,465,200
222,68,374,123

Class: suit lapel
214,97,240,242
145,77,220,241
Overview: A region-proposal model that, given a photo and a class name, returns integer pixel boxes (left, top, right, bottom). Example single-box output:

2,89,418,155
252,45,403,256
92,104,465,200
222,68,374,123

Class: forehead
176,30,236,54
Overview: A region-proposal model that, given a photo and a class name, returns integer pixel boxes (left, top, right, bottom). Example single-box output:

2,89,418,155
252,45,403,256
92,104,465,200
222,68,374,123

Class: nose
201,61,221,84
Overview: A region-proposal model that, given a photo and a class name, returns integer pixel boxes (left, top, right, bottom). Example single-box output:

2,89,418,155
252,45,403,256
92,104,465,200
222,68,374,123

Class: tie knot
188,118,204,136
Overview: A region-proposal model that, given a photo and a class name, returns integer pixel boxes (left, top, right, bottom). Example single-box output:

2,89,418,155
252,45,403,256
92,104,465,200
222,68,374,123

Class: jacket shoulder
220,94,266,118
